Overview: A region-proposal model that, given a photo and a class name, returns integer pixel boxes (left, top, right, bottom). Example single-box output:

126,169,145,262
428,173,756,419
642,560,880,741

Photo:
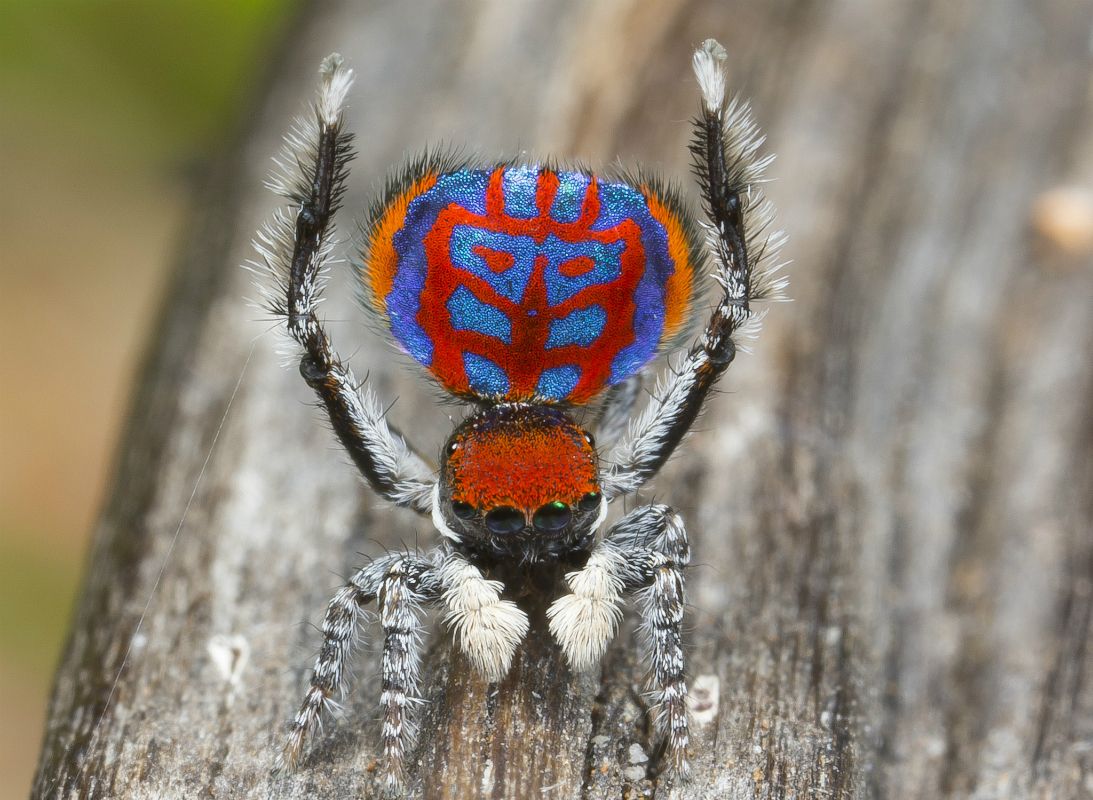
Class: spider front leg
279,550,442,789
602,40,785,500
252,54,435,513
548,504,692,776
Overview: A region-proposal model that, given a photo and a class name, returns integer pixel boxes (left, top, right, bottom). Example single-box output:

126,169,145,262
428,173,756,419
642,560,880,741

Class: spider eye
484,506,524,534
578,491,601,512
451,500,475,519
583,431,596,448
533,501,572,532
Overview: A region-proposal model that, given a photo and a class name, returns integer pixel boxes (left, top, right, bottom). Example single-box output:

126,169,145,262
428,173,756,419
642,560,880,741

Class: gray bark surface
33,1,1093,798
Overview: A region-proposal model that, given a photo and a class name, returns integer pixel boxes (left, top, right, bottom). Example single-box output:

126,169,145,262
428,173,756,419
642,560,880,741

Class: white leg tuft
439,554,528,682
547,545,625,671
318,53,355,126
692,38,727,113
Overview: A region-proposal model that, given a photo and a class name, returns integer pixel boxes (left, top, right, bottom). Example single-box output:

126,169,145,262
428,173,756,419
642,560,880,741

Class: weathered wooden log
33,1,1093,798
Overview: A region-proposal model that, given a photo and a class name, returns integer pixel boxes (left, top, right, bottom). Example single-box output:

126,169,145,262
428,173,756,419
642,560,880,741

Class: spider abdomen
365,163,701,405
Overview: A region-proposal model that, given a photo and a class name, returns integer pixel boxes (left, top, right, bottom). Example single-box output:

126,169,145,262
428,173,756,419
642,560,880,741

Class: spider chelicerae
251,38,785,792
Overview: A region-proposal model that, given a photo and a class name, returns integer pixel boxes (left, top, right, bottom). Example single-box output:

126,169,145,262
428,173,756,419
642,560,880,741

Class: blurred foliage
0,0,293,673
0,534,80,675
0,0,294,164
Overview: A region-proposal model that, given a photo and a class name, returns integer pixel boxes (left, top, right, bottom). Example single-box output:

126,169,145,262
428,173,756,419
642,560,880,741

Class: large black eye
484,506,525,534
579,491,602,512
533,501,572,532
451,500,475,519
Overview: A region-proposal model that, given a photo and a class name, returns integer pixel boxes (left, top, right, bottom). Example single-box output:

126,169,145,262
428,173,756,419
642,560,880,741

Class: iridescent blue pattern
546,305,607,349
536,365,581,399
502,165,540,219
381,164,686,402
463,352,509,396
549,171,590,223
449,226,537,303
446,285,512,343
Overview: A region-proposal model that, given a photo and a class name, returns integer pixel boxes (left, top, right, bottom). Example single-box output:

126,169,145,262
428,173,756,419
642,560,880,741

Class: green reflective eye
533,501,572,532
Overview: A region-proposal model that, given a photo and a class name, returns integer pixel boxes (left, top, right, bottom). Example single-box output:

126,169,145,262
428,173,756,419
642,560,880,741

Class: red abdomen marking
366,162,697,404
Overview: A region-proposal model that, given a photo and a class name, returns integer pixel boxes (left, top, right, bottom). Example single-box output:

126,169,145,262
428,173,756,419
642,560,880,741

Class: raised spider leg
278,550,443,789
548,504,692,776
252,54,435,513
602,40,785,500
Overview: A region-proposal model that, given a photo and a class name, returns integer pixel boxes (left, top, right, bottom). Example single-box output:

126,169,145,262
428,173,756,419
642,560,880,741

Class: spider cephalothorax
254,39,786,794
435,404,604,561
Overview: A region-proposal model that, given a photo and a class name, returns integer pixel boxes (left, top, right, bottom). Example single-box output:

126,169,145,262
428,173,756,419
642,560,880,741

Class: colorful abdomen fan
365,162,699,405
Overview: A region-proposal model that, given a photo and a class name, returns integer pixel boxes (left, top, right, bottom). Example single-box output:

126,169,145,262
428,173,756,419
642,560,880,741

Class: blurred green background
0,2,292,795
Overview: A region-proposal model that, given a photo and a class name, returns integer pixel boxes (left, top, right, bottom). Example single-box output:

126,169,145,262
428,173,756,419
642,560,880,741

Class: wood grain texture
32,0,1093,798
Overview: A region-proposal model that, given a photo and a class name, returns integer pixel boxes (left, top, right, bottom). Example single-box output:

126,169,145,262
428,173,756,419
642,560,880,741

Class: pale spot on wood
687,673,720,727
1031,186,1093,256
207,634,249,687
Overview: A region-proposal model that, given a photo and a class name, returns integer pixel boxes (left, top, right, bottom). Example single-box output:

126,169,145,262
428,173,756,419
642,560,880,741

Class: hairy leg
251,54,435,513
278,550,441,787
602,40,786,500
548,504,691,775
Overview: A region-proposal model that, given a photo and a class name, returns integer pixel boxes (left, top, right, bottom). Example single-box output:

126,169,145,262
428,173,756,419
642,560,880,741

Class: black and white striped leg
250,54,435,514
548,504,692,777
278,551,441,789
377,556,442,790
616,505,691,778
602,39,785,501
639,549,690,776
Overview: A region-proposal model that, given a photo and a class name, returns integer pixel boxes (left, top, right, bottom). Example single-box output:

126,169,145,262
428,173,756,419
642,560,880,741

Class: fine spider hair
601,40,787,500
249,55,435,515
276,550,443,784
251,39,784,793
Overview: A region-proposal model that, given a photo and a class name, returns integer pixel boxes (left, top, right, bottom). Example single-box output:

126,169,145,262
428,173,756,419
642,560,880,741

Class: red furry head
438,405,604,558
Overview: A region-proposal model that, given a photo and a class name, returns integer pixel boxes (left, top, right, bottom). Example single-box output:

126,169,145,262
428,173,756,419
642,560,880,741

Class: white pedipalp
546,541,626,671
437,552,529,682
431,483,462,542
